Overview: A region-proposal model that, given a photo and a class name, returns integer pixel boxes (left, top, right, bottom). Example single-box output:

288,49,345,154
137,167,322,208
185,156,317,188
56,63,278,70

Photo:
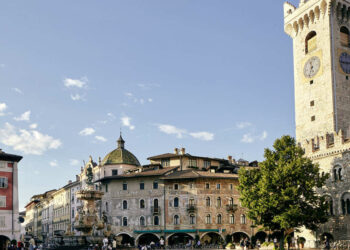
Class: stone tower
284,0,350,244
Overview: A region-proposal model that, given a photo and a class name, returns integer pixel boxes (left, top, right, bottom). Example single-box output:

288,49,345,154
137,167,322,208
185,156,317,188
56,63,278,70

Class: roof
96,166,179,182
0,149,22,162
147,152,227,163
161,169,238,180
102,135,141,166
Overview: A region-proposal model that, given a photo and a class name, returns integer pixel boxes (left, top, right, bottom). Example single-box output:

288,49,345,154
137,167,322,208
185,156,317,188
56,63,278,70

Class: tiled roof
0,150,22,162
161,170,238,180
147,153,227,162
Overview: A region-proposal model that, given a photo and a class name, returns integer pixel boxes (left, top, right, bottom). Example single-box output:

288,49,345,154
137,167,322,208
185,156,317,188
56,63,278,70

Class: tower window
305,31,317,54
311,116,316,121
346,76,349,80
340,26,350,47
310,100,315,106
310,80,314,85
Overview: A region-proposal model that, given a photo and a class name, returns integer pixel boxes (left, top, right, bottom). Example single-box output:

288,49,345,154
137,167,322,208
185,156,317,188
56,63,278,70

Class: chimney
76,175,80,181
174,148,179,155
68,180,72,184
228,155,232,162
180,148,186,155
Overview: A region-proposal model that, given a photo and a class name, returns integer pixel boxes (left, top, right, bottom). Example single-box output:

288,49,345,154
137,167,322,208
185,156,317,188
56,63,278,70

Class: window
203,160,211,168
217,197,221,207
216,184,221,190
161,158,170,167
123,183,128,191
174,197,179,208
105,184,108,193
333,165,343,182
122,217,128,226
310,100,314,107
205,183,210,189
229,197,234,206
153,181,158,189
0,162,5,168
154,199,159,208
206,197,211,207
189,159,197,168
174,215,179,225
229,184,233,190
217,214,222,224
140,216,145,226
105,202,109,212
190,214,196,225
140,199,145,209
140,182,145,190
341,193,350,215
311,116,315,121
112,169,118,176
0,177,8,188
154,216,159,226
341,26,350,47
229,214,235,224
206,214,211,224
189,198,195,206
123,200,128,210
310,80,314,85
305,31,317,54
0,196,6,208
241,214,246,224
189,183,194,189
7,163,13,168
174,184,179,190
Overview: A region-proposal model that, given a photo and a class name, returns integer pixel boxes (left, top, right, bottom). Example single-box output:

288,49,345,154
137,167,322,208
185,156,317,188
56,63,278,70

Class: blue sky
0,0,299,210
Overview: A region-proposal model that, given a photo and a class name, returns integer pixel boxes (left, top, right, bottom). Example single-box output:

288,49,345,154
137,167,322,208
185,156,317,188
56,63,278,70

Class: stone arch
305,31,317,54
293,21,299,36
314,6,321,20
232,231,250,243
254,231,268,243
309,10,315,23
0,235,10,250
304,14,310,28
340,192,350,215
321,232,334,242
200,232,224,245
136,233,160,246
298,18,304,31
167,233,193,246
332,164,343,182
115,233,134,246
320,0,327,15
323,195,334,216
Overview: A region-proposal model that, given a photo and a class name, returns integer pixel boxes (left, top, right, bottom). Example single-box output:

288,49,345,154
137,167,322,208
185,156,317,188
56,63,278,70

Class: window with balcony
229,197,234,205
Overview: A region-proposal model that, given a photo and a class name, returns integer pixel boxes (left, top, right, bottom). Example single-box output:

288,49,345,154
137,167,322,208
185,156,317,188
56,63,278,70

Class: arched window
241,214,246,224
189,198,195,206
217,214,222,224
341,26,350,47
174,215,179,225
154,199,159,208
122,200,128,210
324,196,334,216
190,214,196,225
305,31,317,54
174,197,179,208
217,197,221,207
154,216,159,225
122,217,128,226
206,197,211,207
140,216,145,226
342,193,350,215
229,197,234,206
333,165,343,182
140,199,145,209
229,214,235,224
206,214,211,224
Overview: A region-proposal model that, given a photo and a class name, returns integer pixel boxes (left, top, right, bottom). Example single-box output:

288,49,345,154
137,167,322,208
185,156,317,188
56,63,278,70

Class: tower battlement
302,130,350,160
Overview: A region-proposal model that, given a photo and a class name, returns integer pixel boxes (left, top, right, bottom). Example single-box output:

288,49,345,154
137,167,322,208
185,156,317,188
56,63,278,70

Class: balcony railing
226,204,238,212
151,206,161,215
187,204,197,213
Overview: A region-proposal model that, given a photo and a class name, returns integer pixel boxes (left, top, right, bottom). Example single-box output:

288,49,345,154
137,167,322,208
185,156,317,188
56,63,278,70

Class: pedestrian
324,236,330,250
160,237,165,249
29,238,35,250
112,238,117,250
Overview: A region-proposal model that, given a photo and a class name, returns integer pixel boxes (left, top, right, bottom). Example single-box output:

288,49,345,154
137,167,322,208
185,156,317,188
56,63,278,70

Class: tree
238,135,329,250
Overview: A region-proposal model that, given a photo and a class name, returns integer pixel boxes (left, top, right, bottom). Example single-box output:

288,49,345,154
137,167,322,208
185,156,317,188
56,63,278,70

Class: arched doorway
255,231,267,243
0,235,10,249
271,231,283,241
201,232,224,245
232,232,250,243
138,233,159,246
168,233,193,246
116,233,134,247
321,233,334,242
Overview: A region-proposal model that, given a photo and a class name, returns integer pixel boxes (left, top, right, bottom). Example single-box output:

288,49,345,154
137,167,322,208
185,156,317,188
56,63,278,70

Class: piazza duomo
2,0,350,248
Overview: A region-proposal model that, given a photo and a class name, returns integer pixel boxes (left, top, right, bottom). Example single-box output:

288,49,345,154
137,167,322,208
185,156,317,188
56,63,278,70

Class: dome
101,135,141,166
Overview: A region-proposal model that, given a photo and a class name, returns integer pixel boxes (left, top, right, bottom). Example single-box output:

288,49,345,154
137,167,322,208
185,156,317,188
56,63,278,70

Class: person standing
324,236,330,250
160,237,165,249
29,238,35,250
112,238,117,250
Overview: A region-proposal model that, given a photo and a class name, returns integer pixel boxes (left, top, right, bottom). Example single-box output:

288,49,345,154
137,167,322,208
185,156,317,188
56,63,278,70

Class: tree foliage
238,136,329,246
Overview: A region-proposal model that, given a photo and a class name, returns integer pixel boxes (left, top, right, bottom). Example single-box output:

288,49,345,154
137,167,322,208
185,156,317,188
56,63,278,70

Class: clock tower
285,0,350,244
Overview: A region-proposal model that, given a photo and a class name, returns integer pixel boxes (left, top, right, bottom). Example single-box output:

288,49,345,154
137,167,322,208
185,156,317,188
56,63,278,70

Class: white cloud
79,128,95,136
241,133,254,143
125,92,133,97
140,98,144,104
95,135,107,142
260,131,268,140
29,123,38,129
49,160,58,167
236,122,252,129
14,111,31,121
70,94,83,101
12,88,23,94
107,113,116,120
0,122,62,155
121,116,135,130
189,132,214,141
64,77,87,88
148,98,153,102
158,124,187,138
70,159,80,166
0,103,7,116
137,83,160,89
0,64,5,68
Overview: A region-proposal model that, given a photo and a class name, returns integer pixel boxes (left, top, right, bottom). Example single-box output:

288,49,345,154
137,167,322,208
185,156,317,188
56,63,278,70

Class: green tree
238,135,329,250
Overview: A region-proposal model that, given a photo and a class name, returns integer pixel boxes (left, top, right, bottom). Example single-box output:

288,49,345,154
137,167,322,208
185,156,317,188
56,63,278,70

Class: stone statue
86,165,93,186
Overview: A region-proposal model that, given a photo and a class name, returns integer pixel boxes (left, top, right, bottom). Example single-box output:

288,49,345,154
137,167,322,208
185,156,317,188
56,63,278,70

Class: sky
0,0,300,210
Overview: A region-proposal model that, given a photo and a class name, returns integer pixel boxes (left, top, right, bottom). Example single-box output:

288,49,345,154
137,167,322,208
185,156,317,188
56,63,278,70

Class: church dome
101,135,141,166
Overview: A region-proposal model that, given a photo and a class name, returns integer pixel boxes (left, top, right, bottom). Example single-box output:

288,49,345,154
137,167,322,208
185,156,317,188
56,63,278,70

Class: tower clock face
340,52,350,74
304,56,321,78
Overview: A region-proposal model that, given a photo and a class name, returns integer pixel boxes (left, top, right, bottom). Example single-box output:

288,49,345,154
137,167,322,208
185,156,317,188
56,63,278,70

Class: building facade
0,149,22,248
284,0,350,245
